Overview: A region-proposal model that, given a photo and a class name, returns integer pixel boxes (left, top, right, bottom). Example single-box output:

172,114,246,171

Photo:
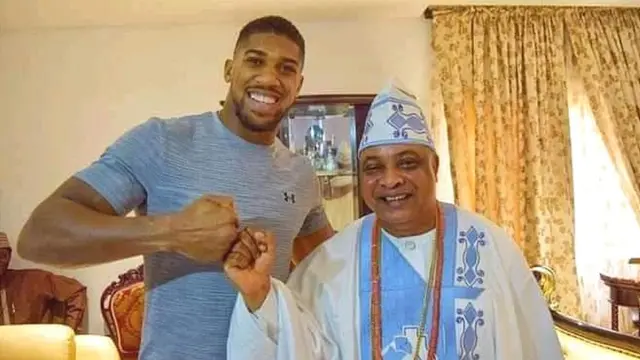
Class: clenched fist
224,229,275,312
164,194,239,263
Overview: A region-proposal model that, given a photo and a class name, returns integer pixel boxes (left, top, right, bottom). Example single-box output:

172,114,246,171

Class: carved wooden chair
100,265,145,360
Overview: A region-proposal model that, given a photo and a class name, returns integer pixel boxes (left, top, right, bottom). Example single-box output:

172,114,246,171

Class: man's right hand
224,229,275,312
163,194,239,263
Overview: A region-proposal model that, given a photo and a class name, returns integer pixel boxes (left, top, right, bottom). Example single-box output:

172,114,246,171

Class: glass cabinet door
280,103,359,231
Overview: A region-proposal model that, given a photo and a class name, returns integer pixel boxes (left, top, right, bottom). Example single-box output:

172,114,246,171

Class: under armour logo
283,192,296,204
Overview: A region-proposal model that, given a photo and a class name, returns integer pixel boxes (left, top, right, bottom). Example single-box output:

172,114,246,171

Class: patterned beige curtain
431,6,581,317
564,7,640,334
568,70,640,334
565,8,640,224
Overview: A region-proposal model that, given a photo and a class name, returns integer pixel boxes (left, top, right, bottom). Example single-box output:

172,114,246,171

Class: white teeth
249,92,277,104
385,195,408,202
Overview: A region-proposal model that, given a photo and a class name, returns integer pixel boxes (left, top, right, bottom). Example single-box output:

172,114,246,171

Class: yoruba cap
358,80,435,157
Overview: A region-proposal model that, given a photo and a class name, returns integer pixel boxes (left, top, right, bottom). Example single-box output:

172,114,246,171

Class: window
569,87,640,333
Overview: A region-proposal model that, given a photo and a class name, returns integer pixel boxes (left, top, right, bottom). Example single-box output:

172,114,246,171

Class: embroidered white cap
358,80,435,157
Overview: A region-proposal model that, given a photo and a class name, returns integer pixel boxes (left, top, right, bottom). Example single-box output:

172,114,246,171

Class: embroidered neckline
370,203,445,360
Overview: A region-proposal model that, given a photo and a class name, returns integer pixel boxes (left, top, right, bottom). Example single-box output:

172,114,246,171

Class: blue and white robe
227,203,564,360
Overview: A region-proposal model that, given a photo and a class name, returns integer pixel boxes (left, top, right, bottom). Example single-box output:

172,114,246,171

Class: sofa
0,324,120,360
532,265,640,359
101,264,640,359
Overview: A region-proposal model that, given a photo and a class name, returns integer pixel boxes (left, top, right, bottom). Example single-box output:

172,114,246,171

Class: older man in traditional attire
223,83,564,360
0,233,86,331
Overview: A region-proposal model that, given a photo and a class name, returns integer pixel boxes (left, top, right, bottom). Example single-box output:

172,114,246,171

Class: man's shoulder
148,111,215,138
448,204,512,240
274,147,320,193
122,111,214,146
449,203,504,232
274,144,314,171
448,203,521,256
291,217,365,276
5,268,52,282
325,217,367,251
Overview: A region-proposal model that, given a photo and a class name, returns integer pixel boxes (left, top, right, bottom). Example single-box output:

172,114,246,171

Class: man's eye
246,57,262,66
282,65,297,74
399,161,418,169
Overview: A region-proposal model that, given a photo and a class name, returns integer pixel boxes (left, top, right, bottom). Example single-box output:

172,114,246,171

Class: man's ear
224,59,232,83
296,75,304,95
432,152,440,181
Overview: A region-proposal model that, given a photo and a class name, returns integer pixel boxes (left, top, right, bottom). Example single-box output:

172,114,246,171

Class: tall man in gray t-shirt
16,15,334,360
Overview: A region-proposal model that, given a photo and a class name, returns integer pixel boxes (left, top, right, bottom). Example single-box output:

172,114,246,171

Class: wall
0,17,434,334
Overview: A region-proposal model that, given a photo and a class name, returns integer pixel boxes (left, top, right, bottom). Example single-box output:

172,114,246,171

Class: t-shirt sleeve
74,118,164,215
297,174,330,238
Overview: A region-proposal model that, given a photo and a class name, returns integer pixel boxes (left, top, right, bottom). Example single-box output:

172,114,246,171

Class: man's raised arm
18,119,239,268
225,230,339,360
17,177,170,267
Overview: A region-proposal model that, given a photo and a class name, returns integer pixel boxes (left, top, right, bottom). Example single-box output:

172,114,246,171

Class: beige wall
0,17,434,335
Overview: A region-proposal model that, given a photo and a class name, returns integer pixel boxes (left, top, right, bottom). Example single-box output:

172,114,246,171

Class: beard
233,96,286,133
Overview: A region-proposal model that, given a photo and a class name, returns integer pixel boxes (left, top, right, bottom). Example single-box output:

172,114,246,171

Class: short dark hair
235,15,306,63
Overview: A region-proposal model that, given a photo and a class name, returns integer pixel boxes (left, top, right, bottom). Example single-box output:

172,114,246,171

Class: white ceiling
0,0,637,31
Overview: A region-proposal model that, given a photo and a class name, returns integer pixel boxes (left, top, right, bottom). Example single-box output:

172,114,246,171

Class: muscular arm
17,177,170,268
290,170,335,268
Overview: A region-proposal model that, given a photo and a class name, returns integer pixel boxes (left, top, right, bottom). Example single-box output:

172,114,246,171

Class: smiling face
224,32,304,133
360,143,439,236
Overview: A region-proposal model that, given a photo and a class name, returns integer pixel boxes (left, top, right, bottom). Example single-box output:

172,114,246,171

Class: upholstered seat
0,324,120,360
100,265,144,360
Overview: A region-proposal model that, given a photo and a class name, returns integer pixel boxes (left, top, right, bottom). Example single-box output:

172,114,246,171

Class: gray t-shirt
75,111,328,359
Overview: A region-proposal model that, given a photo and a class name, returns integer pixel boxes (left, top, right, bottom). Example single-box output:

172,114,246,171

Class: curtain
431,6,581,317
568,72,640,334
566,8,640,225
565,8,640,333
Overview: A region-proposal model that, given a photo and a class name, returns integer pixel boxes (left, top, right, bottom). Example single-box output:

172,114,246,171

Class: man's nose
380,168,403,188
254,65,280,86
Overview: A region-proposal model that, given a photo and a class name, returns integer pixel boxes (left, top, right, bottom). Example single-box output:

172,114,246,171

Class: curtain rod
423,4,640,19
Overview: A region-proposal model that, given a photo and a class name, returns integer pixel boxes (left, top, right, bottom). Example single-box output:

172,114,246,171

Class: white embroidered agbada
226,83,564,360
